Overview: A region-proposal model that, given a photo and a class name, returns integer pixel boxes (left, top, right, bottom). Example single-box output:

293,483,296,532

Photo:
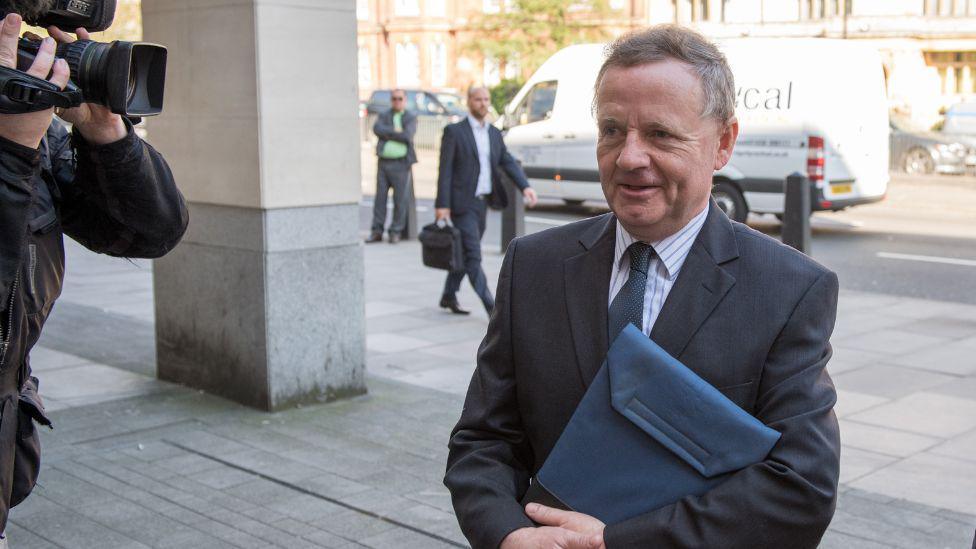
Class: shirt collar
614,203,710,280
467,114,488,130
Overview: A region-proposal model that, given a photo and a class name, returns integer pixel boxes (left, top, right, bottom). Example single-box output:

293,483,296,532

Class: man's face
595,60,737,241
391,92,406,113
468,88,491,120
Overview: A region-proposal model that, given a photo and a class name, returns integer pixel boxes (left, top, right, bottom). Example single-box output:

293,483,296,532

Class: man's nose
616,130,650,171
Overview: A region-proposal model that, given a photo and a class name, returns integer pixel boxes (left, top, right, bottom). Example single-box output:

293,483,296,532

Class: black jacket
0,118,187,529
434,119,529,213
445,205,840,549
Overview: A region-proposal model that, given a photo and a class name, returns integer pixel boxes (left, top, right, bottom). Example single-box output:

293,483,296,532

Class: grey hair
593,25,736,124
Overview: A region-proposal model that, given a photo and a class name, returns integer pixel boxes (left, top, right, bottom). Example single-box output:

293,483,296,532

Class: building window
484,56,501,86
484,0,501,14
357,0,369,20
395,0,420,16
396,42,420,87
504,54,521,80
358,47,372,89
925,51,976,94
430,43,447,87
428,0,447,16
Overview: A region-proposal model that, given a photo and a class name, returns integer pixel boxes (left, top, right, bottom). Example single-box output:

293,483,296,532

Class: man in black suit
434,87,537,315
445,25,841,549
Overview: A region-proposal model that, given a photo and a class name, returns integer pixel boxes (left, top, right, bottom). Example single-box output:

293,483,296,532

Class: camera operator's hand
47,26,127,145
0,13,70,149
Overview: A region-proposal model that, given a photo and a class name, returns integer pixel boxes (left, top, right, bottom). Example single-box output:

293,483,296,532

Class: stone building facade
358,0,976,123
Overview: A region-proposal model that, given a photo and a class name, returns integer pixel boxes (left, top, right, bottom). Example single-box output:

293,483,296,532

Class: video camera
0,0,166,116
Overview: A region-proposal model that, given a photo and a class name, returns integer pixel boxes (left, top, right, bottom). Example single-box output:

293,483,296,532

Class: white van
500,40,889,222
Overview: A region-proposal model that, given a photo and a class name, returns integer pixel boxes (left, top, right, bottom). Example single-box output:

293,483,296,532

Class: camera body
22,0,117,32
0,0,166,117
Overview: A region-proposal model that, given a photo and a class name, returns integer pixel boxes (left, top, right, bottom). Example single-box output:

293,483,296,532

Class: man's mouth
619,183,660,191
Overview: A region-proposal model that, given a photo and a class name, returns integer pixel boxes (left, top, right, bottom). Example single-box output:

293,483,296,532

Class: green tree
466,0,611,81
490,78,524,114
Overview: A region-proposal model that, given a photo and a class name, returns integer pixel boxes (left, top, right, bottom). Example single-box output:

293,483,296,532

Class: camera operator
0,11,187,542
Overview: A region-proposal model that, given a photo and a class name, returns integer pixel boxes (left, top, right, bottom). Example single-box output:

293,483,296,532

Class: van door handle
542,133,555,139
563,133,576,139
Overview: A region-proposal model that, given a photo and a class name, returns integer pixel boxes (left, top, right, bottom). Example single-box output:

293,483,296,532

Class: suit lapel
564,214,615,388
649,203,739,359
489,126,499,163
459,120,479,160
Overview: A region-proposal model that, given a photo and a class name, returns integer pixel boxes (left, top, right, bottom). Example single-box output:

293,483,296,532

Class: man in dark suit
434,87,538,315
445,25,841,549
367,89,417,244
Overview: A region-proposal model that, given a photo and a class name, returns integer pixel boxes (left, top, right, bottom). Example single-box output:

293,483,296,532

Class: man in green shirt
368,90,418,243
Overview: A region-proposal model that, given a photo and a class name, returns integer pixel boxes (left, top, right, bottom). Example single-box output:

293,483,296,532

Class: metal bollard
782,172,811,254
404,170,418,240
501,173,525,253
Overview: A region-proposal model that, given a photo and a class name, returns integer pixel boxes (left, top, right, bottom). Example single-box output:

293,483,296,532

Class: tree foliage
490,78,524,114
466,0,611,79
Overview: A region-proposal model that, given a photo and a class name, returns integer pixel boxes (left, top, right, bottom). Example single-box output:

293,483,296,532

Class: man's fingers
47,26,75,44
525,503,569,526
25,37,55,80
48,58,69,89
75,27,91,40
0,13,22,69
561,530,599,548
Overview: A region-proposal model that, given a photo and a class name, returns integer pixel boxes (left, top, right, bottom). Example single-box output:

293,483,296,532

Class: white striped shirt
608,204,710,335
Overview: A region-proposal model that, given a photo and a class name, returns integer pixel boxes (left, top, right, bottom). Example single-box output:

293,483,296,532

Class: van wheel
563,199,585,207
903,148,935,175
712,182,748,223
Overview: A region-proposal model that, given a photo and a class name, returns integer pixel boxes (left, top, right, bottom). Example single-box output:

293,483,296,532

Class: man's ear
713,116,739,170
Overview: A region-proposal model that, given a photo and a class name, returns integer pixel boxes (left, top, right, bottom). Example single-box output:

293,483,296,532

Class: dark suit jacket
373,109,417,164
435,119,530,213
444,203,841,549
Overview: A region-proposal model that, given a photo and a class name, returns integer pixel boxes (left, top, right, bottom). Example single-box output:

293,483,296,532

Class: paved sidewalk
7,219,976,547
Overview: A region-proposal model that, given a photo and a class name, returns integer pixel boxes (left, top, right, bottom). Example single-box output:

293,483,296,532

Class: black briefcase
419,221,464,272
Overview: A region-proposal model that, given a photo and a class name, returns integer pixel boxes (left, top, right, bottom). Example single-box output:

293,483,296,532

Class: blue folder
522,325,781,525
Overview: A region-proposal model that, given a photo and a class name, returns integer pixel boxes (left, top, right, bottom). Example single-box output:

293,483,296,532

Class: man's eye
651,130,670,139
600,126,620,137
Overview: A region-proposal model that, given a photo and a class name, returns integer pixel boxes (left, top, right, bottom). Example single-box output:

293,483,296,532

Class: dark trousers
443,199,494,312
371,158,411,235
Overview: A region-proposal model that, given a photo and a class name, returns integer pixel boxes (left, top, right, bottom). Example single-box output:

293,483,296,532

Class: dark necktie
608,242,654,342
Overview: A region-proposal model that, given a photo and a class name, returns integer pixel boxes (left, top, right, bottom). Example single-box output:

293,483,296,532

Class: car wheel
712,181,748,223
563,199,585,207
903,147,935,175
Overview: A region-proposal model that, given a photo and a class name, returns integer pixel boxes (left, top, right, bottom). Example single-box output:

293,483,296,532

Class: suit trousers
371,158,411,235
443,199,494,311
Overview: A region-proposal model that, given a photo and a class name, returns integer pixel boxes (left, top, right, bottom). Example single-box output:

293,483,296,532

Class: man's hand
500,526,603,549
524,504,606,548
0,14,70,149
47,26,127,145
435,207,451,221
523,187,538,208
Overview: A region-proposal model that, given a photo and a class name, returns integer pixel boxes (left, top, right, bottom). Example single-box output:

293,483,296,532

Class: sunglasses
392,97,405,101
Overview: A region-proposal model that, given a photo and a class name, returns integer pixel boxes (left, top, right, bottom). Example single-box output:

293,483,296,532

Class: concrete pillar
142,0,366,411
